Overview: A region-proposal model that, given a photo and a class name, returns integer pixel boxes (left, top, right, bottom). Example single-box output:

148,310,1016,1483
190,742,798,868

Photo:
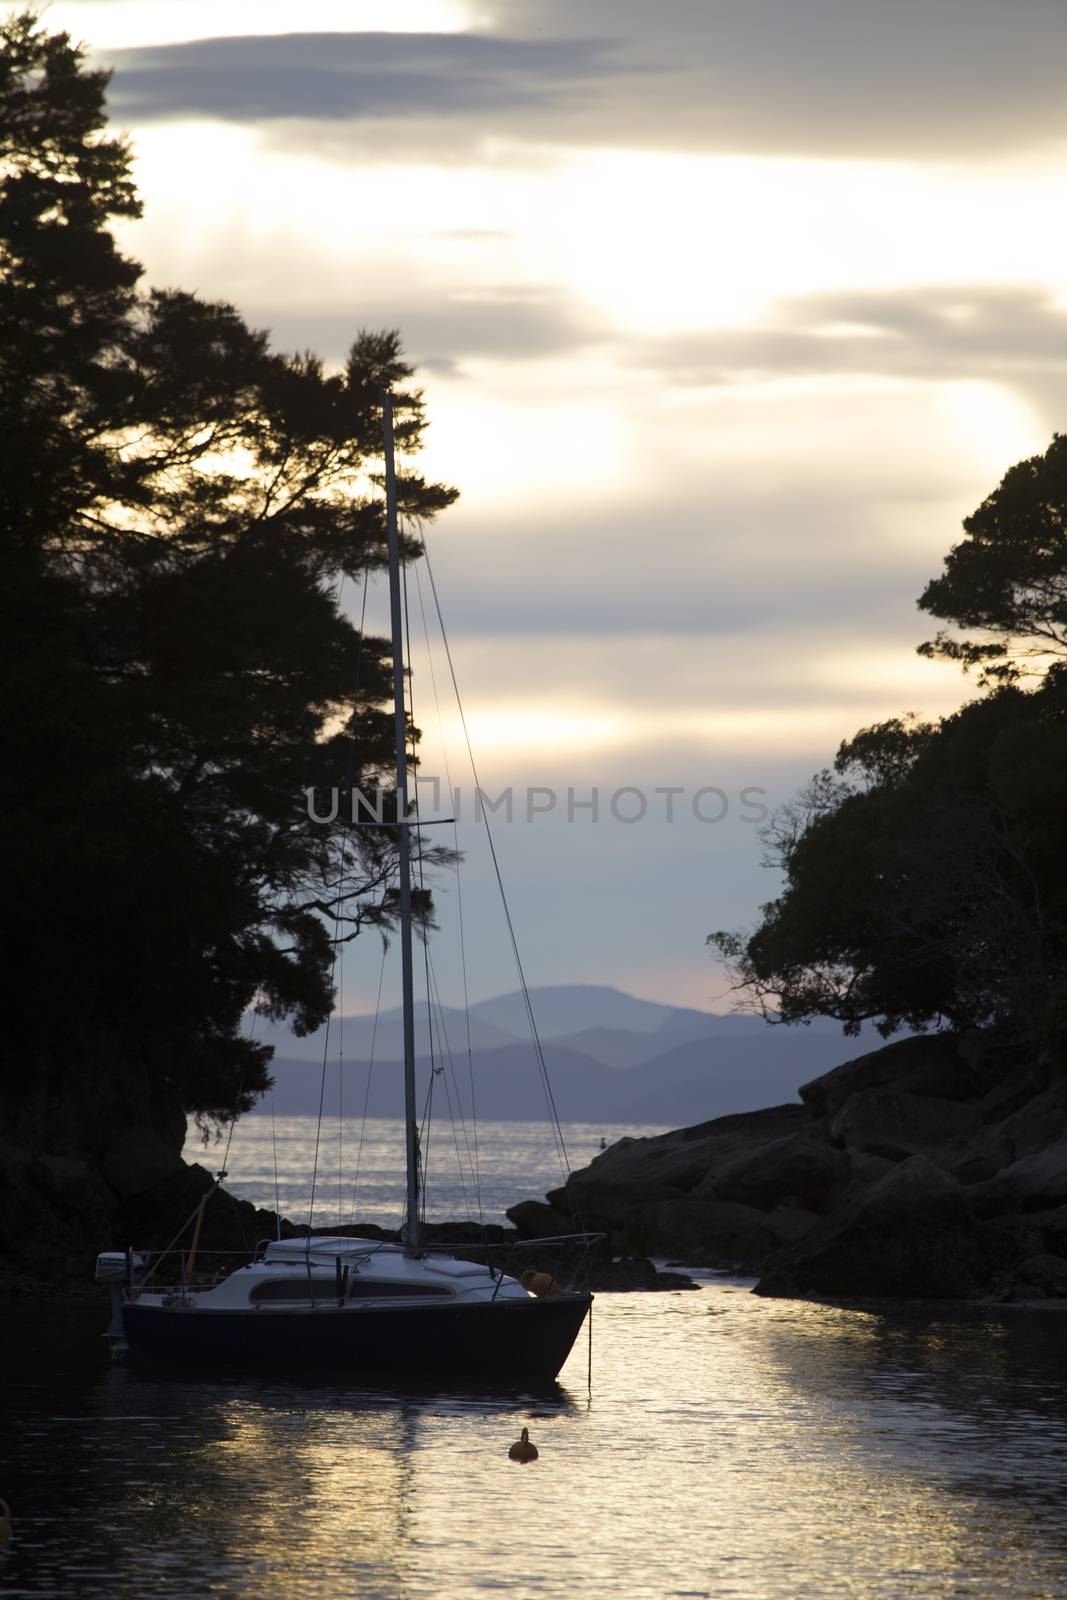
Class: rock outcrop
507,1033,1067,1302
755,1155,1016,1300
0,1065,691,1296
0,1057,301,1295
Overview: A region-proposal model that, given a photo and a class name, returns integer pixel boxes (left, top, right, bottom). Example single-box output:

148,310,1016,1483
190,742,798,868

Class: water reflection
3,1307,578,1599
206,1115,669,1230
696,1288,1067,1600
138,1393,420,1598
3,1293,1067,1598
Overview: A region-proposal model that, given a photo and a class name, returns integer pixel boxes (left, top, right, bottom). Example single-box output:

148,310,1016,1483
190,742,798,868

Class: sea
206,1114,661,1233
3,1115,1067,1600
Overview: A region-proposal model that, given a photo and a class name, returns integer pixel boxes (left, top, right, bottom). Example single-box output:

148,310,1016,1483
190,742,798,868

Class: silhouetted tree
0,13,455,1124
919,433,1067,685
712,442,1067,1086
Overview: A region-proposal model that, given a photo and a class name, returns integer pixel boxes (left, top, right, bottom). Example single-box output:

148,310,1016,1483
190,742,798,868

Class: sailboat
98,396,594,1382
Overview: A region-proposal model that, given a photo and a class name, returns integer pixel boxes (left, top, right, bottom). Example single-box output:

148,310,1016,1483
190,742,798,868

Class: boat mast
382,393,421,1254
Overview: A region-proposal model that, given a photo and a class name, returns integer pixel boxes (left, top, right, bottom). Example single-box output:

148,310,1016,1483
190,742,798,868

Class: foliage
714,404,1067,1080
711,670,1067,1076
0,14,456,1120
918,433,1067,685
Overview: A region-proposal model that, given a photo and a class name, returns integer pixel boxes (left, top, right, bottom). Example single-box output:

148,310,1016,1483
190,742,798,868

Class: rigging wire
308,564,358,1232
412,559,483,1221
220,995,262,1179
205,1000,260,1253
421,952,468,1216
336,562,371,1226
337,926,344,1227
418,1073,435,1230
137,985,268,1280
307,835,347,1232
402,555,430,1238
270,1093,282,1240
405,539,484,1231
426,984,469,1220
417,527,576,1195
425,948,481,1223
349,936,388,1221
394,428,486,1236
308,549,379,1233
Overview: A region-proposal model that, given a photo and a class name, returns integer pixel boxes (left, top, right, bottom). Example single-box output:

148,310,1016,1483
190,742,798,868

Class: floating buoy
508,1427,538,1464
0,1499,11,1546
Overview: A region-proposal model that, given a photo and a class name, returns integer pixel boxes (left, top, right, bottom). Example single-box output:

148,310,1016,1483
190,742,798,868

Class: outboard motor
95,1250,145,1361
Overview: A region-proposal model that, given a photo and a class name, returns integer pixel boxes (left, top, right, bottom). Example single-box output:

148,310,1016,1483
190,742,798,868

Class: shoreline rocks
508,1033,1067,1304
0,1141,694,1298
8,1028,1065,1304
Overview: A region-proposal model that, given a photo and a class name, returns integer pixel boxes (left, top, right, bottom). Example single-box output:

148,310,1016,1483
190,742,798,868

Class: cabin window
250,1277,453,1302
250,1278,334,1302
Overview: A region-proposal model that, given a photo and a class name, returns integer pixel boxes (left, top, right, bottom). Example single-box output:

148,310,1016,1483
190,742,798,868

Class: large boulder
755,1155,1011,1301
506,1028,1067,1301
1015,1253,1067,1298
967,1138,1067,1218
538,1103,816,1259
626,1197,817,1270
505,1199,577,1238
952,1087,1065,1185
116,1160,296,1258
827,1090,981,1168
976,1064,1047,1125
0,1045,201,1291
842,1150,898,1194
548,1103,807,1206
799,1033,990,1119
695,1130,848,1213
1042,1203,1067,1259
979,1213,1047,1265
984,1088,1064,1161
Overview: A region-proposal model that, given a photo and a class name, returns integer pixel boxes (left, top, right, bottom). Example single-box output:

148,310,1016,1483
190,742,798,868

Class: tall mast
382,393,421,1254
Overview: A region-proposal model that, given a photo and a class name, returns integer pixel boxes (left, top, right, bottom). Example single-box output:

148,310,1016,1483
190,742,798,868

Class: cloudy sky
46,0,1067,1015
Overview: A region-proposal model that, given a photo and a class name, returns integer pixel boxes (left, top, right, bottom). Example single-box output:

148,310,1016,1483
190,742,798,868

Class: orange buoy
508,1427,539,1464
0,1499,11,1546
519,1269,561,1298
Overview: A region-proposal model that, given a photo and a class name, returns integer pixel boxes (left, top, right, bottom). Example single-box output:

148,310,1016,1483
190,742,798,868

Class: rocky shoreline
0,1109,693,1297
6,1030,1066,1303
507,1033,1067,1303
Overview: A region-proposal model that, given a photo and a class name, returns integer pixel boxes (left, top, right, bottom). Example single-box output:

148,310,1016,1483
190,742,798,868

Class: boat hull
122,1291,592,1382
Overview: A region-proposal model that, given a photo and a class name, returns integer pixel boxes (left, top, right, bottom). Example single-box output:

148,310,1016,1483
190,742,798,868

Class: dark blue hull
122,1292,592,1382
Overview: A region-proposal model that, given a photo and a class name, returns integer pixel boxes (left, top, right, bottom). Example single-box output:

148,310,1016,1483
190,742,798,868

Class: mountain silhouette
251,984,882,1124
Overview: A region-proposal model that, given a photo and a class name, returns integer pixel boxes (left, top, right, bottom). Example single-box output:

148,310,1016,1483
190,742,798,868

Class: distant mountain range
250,984,888,1125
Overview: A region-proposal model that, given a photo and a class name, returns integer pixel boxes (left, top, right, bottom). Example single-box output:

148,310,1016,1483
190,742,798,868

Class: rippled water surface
200,1116,670,1231
6,1289,1067,1598
5,1118,1067,1598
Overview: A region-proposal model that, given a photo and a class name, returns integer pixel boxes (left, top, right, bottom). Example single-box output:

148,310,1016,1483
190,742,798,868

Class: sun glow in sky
550,150,1067,335
43,0,1067,1005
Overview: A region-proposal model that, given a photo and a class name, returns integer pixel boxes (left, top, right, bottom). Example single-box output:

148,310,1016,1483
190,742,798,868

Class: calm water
4,1120,1067,1599
199,1115,670,1231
